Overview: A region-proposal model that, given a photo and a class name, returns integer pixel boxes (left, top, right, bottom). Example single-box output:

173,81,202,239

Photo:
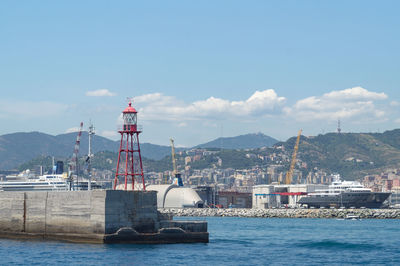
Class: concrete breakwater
0,190,208,243
160,208,400,219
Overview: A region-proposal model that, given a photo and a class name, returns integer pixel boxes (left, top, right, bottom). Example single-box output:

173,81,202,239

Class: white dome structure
147,184,203,208
115,183,203,208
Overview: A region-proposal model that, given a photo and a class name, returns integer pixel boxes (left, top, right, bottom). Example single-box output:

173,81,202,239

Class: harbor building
253,185,280,209
252,184,327,209
217,191,252,208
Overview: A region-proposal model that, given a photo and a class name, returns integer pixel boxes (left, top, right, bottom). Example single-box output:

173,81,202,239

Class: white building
252,184,327,209
252,185,281,209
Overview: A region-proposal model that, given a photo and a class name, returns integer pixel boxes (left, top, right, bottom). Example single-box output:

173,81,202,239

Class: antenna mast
337,119,341,134
69,122,83,190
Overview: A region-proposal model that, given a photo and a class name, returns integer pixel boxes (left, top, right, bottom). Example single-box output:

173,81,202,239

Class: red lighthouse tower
113,100,146,191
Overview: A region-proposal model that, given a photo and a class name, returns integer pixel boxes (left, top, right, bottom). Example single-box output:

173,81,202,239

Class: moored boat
0,172,101,192
298,174,391,208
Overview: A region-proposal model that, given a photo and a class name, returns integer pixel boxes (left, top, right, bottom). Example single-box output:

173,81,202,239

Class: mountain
0,131,173,170
53,132,173,160
6,129,400,179
0,131,280,170
0,132,70,170
187,129,400,179
282,130,400,179
195,133,279,149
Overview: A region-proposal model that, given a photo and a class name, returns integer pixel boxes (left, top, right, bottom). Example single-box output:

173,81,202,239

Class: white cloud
65,127,81,133
286,87,387,122
323,86,387,101
0,100,69,119
135,93,175,104
117,114,124,125
99,130,119,139
133,89,286,122
86,89,116,97
177,122,187,127
390,101,400,107
234,89,287,115
108,87,391,141
175,143,188,148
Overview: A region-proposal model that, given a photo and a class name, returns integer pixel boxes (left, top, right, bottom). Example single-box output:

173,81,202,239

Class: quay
0,190,208,243
159,207,400,219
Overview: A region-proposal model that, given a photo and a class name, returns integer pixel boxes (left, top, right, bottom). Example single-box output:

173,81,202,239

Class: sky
0,1,400,147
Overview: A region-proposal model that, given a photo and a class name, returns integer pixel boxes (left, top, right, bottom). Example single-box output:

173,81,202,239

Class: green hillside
0,131,178,170
196,133,278,149
293,132,400,179
15,129,400,180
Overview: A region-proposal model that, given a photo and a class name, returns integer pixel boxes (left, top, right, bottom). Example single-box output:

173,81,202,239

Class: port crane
285,129,302,185
164,138,177,184
170,138,177,177
170,138,183,186
68,122,83,190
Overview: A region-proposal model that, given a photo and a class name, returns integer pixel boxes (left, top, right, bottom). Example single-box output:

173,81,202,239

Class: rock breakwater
159,208,400,219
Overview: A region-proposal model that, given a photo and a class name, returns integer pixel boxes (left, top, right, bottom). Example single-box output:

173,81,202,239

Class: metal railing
117,124,143,132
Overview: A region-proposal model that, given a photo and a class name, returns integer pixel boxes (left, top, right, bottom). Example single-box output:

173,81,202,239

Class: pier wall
0,190,158,237
0,190,210,243
0,190,209,244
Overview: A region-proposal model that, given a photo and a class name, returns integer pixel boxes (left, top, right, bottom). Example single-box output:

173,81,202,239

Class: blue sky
1,1,399,147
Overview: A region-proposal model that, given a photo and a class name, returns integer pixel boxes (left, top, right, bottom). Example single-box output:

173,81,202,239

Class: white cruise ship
0,171,68,191
0,170,100,191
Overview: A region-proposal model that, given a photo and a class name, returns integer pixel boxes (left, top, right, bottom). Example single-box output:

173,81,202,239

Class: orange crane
164,138,178,184
285,129,302,185
170,138,177,177
170,138,183,186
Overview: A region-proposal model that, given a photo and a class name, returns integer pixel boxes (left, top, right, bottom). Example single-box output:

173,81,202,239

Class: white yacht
298,174,391,208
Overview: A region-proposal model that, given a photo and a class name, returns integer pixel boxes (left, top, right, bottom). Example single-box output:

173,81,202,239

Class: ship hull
298,192,391,208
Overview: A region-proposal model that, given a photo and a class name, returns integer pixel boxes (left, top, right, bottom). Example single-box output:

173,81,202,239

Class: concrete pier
0,190,208,243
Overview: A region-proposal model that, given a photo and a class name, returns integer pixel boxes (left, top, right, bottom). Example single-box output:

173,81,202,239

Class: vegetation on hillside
18,155,58,173
296,133,400,179
15,129,400,180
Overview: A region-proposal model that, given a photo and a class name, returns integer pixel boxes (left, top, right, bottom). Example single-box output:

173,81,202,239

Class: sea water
0,217,399,265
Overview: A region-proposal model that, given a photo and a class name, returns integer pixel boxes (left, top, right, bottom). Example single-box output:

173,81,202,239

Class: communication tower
113,100,146,190
337,119,341,134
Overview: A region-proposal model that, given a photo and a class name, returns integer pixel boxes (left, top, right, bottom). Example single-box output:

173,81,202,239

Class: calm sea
0,217,399,265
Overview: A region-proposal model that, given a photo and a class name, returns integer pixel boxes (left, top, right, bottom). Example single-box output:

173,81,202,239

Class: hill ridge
0,131,279,169
195,132,279,149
